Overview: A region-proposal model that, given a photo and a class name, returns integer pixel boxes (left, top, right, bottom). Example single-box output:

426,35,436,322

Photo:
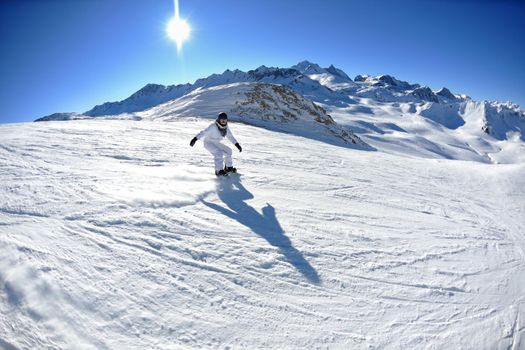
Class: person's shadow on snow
202,176,320,284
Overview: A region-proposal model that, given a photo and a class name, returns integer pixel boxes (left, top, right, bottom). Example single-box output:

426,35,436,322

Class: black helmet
217,112,228,121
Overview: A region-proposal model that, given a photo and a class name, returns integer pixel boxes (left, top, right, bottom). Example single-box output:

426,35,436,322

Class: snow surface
1,119,524,349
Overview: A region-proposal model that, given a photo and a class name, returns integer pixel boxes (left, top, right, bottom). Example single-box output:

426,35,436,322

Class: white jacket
196,122,238,145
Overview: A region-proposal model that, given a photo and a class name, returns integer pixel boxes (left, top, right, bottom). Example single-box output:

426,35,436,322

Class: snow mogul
190,112,242,176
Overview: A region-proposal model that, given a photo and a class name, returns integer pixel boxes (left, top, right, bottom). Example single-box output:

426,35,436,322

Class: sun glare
166,16,191,51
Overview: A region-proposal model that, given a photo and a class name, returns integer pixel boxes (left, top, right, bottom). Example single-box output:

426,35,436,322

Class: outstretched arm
190,124,212,146
226,128,237,144
227,128,242,152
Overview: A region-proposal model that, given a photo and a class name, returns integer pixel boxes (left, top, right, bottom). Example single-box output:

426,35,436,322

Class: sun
166,16,191,51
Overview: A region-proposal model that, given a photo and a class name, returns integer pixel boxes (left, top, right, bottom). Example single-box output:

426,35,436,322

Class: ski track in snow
0,120,524,349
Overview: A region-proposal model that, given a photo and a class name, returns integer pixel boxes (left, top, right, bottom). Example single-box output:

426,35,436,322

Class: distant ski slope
1,120,524,349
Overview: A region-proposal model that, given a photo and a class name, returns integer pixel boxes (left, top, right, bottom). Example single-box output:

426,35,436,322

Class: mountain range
35,60,525,163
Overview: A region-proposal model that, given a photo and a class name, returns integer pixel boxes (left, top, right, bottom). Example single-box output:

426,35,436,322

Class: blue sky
1,0,524,123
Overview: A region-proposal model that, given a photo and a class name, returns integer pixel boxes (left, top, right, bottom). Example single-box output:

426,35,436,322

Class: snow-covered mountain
35,60,525,164
82,62,351,116
134,82,368,149
84,83,194,116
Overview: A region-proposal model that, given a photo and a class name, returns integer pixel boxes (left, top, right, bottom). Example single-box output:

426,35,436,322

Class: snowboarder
190,112,242,176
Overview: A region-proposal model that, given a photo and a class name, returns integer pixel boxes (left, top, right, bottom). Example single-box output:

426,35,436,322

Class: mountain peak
411,86,439,103
436,87,457,100
292,60,324,74
326,64,351,80
131,83,167,97
295,60,318,67
375,75,419,90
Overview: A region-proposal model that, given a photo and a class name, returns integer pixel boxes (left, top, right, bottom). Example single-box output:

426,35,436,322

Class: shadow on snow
202,176,321,284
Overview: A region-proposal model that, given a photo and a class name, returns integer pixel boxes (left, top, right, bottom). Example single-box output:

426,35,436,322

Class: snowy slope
324,97,525,164
1,120,524,349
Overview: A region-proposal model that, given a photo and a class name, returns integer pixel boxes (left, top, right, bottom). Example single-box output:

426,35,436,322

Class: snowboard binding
215,166,238,177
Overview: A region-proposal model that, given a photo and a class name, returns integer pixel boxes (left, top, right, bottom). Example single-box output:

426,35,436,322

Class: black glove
190,137,197,147
235,143,242,152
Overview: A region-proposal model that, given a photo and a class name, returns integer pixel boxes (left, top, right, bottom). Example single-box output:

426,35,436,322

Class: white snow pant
203,141,233,171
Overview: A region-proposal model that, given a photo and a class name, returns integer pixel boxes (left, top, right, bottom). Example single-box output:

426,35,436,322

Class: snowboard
216,170,240,178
